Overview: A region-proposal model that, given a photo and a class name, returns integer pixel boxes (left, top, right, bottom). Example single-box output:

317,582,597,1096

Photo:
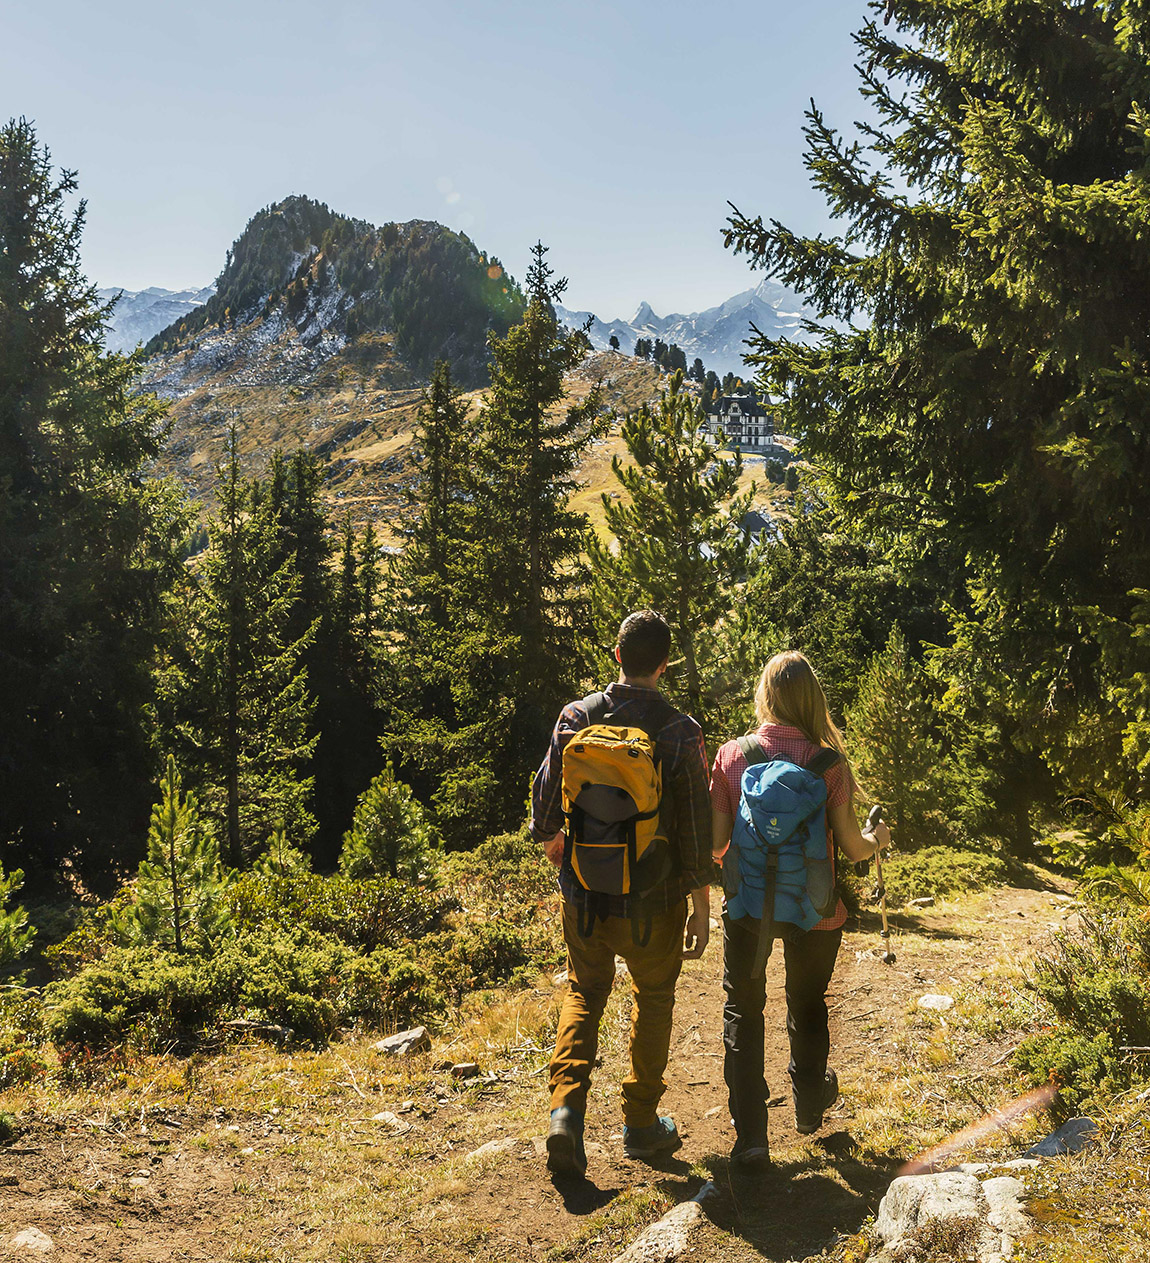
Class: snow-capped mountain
556,279,809,377
97,285,216,355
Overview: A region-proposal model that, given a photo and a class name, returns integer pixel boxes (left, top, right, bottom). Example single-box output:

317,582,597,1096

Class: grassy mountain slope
139,199,775,533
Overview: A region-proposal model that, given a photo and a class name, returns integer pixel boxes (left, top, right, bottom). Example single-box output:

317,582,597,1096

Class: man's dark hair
617,610,672,677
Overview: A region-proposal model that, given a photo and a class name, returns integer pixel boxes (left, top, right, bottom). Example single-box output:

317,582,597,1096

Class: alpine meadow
5,2,1150,1260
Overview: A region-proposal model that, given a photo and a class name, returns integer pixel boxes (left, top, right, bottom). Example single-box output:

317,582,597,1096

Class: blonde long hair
754,651,848,762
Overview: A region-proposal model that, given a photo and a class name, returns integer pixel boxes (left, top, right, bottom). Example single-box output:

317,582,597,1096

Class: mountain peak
559,282,809,376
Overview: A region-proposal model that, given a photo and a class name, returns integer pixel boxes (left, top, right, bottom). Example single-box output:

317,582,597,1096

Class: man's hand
682,889,710,960
542,830,565,867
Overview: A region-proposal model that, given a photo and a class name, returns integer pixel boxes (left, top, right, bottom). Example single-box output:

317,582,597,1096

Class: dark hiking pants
721,912,842,1143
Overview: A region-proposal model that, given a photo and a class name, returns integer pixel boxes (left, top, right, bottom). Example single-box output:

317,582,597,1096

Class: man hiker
529,610,713,1176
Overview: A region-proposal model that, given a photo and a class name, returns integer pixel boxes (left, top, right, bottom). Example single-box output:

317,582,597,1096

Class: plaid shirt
710,722,857,932
530,682,713,915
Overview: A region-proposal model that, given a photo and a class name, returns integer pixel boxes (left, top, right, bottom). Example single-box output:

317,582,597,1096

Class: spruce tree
588,372,752,738
434,244,603,841
339,764,437,881
848,628,941,850
723,0,1150,795
0,119,186,887
848,627,991,850
175,431,318,865
381,362,474,825
0,862,33,969
118,756,230,953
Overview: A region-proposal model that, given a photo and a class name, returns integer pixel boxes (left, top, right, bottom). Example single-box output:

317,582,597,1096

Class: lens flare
898,1083,1057,1176
487,264,503,280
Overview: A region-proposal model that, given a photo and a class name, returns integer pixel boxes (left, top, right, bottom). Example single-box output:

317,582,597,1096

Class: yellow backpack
560,692,676,944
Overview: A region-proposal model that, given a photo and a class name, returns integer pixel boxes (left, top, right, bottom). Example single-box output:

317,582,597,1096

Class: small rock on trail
7,1228,55,1254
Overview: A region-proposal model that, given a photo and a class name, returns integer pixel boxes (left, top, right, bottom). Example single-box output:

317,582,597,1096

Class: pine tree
0,862,33,969
255,822,312,877
723,0,1150,795
609,334,620,351
118,756,230,953
339,764,438,881
588,372,752,738
0,118,187,887
175,430,318,865
435,243,604,840
847,627,991,850
381,362,474,823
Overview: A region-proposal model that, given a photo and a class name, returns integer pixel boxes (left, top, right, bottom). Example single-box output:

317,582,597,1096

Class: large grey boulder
372,1026,431,1056
875,1171,1027,1262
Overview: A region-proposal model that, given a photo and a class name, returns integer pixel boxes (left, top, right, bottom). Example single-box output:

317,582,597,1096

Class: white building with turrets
705,393,774,449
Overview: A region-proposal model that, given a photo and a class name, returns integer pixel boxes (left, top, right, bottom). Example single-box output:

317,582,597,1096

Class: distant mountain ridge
98,285,216,355
556,278,809,376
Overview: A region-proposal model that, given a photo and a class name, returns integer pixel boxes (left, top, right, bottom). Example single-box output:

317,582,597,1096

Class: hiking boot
794,1070,839,1135
622,1116,681,1160
546,1106,587,1177
730,1134,771,1169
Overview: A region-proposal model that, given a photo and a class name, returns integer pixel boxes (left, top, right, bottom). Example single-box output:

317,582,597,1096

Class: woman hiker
709,650,891,1167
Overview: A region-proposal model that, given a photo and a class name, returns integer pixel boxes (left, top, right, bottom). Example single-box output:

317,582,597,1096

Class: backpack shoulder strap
805,747,840,778
736,734,769,766
581,691,611,727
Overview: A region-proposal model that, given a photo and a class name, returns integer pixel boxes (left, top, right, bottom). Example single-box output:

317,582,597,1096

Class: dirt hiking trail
0,871,1073,1262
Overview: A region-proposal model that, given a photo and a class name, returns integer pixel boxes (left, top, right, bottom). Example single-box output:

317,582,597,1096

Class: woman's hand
864,820,892,853
829,800,890,863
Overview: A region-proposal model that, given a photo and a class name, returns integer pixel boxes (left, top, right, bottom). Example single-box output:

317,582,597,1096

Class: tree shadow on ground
695,1130,897,1261
852,909,970,943
1007,863,1066,894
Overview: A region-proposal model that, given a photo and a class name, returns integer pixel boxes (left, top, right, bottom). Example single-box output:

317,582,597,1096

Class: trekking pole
867,805,896,965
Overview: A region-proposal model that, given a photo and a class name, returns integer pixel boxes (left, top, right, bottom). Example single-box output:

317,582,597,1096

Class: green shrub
1014,1030,1123,1111
420,919,559,1004
226,871,451,951
878,846,1006,906
0,1047,48,1089
440,827,558,911
0,1112,18,1143
1015,907,1150,1109
41,925,447,1051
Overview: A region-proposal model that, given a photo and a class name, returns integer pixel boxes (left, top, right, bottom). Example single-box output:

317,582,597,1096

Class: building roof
708,393,770,420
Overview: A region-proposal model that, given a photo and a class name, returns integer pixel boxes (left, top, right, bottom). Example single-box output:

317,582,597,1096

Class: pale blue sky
4,0,873,317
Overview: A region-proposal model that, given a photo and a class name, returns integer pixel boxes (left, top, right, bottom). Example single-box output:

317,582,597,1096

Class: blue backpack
724,736,840,975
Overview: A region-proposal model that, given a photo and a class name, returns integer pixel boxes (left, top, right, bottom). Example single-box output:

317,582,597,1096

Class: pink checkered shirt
709,722,856,932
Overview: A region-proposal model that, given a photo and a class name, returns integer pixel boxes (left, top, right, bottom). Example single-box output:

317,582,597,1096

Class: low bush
1015,907,1150,1110
439,827,558,916
42,927,443,1051
879,846,1007,907
225,871,452,951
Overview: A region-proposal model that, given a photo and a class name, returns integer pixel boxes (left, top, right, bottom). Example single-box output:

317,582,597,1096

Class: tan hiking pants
549,897,686,1128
